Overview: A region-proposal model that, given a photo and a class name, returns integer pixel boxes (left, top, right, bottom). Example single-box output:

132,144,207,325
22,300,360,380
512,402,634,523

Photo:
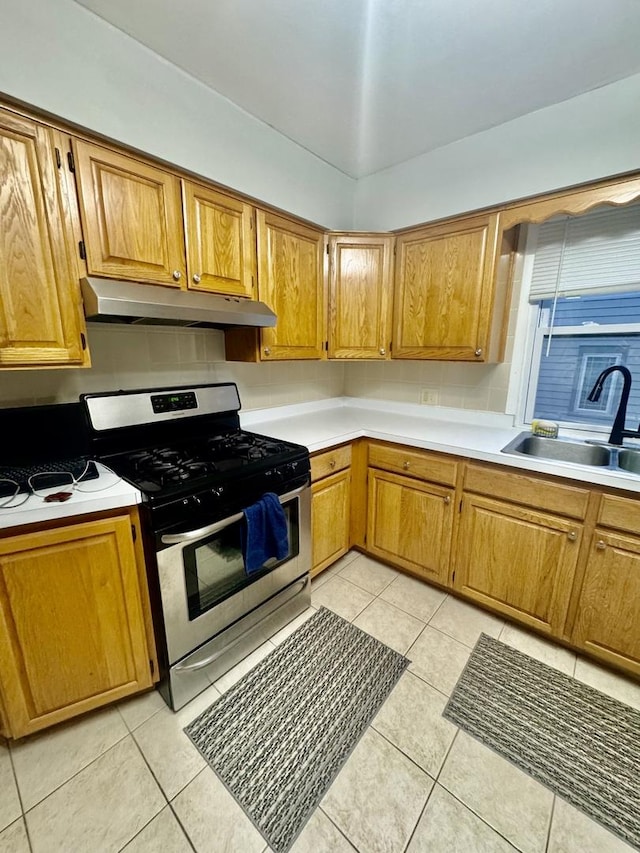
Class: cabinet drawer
464,463,589,519
368,443,457,486
598,494,640,535
311,445,352,482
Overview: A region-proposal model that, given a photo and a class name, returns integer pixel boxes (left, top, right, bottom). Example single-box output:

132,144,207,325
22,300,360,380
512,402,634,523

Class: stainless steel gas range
81,383,311,710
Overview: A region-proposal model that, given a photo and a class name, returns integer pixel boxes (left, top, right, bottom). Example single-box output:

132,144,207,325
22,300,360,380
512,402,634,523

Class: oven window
183,498,300,620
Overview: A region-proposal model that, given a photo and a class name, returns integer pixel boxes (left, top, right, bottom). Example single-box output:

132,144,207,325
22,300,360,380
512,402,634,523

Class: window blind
529,202,640,301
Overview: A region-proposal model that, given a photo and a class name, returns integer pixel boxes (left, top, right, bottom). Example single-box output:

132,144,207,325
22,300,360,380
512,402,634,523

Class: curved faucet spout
587,365,634,446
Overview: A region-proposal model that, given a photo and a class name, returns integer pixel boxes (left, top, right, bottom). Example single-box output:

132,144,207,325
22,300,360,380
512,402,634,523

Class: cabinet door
455,495,581,634
367,469,453,584
328,234,393,359
311,469,351,576
393,212,500,360
0,516,153,737
0,110,87,366
73,140,185,286
183,182,255,297
571,530,640,676
257,211,326,359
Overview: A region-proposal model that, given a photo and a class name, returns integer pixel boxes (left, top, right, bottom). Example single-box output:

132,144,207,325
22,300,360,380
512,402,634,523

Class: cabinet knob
379,347,386,356
192,273,201,284
567,530,577,541
403,461,410,470
329,459,336,469
474,347,483,357
443,495,451,505
263,347,271,356
596,539,606,550
172,270,182,281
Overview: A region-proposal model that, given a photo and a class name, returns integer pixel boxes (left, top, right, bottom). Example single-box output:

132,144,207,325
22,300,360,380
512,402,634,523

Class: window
518,203,640,433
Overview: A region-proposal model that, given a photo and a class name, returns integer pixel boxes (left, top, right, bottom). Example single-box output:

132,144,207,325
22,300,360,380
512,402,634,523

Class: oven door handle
160,484,308,545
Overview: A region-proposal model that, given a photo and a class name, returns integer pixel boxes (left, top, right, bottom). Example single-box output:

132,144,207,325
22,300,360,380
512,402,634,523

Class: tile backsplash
0,303,518,415
0,326,345,411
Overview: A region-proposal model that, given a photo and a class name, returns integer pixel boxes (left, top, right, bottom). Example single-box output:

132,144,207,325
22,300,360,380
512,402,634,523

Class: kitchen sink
618,448,640,474
501,433,612,467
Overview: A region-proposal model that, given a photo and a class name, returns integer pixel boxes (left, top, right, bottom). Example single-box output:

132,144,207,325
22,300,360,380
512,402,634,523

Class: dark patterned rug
444,633,640,850
185,606,409,853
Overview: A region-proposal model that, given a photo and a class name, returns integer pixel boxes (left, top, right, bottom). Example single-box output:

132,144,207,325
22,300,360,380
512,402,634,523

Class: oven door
156,484,311,665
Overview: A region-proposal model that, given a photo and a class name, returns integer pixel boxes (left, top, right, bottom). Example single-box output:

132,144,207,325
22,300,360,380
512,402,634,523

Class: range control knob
210,486,225,498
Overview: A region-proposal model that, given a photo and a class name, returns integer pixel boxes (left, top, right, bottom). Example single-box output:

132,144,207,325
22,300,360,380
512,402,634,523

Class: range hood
80,277,276,329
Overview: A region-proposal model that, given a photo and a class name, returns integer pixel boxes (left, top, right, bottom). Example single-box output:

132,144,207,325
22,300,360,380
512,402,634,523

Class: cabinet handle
172,270,182,281
403,461,411,470
474,347,483,357
379,347,386,356
329,459,336,469
596,540,606,550
443,495,451,505
193,273,201,284
567,530,577,541
263,347,271,356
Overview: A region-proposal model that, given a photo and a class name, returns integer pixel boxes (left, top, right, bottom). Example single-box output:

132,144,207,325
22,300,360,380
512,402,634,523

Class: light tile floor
1,550,639,853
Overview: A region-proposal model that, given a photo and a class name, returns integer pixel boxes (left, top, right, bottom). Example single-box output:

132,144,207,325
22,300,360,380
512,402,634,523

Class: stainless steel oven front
155,484,311,709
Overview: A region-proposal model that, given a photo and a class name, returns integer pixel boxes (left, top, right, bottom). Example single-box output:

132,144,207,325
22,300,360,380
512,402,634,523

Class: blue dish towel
241,492,289,575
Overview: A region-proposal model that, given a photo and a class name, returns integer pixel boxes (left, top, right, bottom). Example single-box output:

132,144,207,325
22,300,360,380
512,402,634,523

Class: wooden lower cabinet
454,495,581,635
310,445,352,576
311,469,351,576
0,513,156,738
367,468,453,584
571,530,640,676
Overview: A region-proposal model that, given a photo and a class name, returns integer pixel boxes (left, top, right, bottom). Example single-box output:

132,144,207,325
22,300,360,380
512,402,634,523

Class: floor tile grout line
317,805,360,852
400,780,438,853
435,779,525,852
544,796,558,853
11,725,131,818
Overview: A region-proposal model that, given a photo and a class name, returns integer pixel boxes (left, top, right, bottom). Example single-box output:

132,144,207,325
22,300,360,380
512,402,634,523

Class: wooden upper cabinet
0,110,88,367
257,211,326,360
182,182,255,297
72,140,186,287
393,212,510,361
328,233,393,359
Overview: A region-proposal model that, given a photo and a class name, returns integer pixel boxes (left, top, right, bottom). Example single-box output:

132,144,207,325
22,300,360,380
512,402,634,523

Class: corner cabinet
392,212,514,361
0,511,157,738
0,109,88,368
328,233,393,359
226,211,326,361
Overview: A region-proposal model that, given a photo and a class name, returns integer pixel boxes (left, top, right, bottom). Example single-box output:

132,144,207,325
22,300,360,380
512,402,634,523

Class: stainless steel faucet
587,365,640,446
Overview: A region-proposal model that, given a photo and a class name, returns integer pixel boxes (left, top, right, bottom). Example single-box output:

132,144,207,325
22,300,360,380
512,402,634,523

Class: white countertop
0,463,142,531
242,397,640,495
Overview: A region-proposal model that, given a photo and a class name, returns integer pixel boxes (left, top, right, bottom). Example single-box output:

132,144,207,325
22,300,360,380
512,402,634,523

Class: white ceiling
73,0,640,178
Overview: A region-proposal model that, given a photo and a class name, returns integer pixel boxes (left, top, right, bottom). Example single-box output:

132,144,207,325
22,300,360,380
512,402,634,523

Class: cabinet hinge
80,332,87,350
78,240,86,260
324,340,329,351
131,524,137,542
54,147,62,169
459,499,463,512
452,570,456,583
389,341,393,353
326,244,330,255
150,658,155,675
67,150,76,173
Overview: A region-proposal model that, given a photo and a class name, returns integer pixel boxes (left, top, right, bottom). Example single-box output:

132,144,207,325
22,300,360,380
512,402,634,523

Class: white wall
354,73,640,231
0,0,355,229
